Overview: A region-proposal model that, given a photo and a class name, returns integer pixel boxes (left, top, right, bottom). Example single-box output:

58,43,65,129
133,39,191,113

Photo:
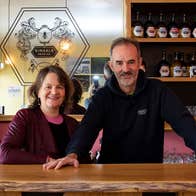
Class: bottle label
190,66,196,77
173,66,182,77
133,26,144,37
146,26,156,37
182,66,188,77
160,65,170,77
169,28,179,38
192,28,196,38
157,27,167,38
181,28,191,38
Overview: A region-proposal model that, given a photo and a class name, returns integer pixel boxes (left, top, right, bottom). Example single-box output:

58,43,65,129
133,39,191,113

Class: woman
0,65,78,164
68,78,86,114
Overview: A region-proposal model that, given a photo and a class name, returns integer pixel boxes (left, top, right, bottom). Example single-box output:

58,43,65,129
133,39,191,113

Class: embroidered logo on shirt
137,108,147,115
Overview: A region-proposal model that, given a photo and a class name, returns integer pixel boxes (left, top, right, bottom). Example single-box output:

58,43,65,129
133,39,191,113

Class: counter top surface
0,163,196,192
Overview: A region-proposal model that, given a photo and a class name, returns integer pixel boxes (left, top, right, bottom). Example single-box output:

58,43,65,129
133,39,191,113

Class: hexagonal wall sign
0,7,90,85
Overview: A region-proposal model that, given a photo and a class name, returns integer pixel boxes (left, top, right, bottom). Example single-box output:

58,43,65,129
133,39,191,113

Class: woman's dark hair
71,78,83,104
28,65,73,114
103,62,113,80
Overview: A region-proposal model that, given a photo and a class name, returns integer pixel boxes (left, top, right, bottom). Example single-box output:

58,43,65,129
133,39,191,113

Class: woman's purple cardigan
0,107,78,164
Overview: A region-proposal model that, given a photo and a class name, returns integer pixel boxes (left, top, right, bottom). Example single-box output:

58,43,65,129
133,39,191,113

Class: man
43,37,196,169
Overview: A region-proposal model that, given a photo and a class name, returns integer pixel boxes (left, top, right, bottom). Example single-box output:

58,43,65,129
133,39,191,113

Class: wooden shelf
134,38,196,43
131,0,196,3
0,115,84,122
0,115,13,122
125,0,196,38
150,77,196,82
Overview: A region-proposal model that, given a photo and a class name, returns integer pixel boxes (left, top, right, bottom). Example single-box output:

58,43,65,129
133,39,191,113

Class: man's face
109,43,141,94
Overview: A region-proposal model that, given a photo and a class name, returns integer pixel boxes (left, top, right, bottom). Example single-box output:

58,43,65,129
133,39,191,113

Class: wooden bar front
0,164,196,196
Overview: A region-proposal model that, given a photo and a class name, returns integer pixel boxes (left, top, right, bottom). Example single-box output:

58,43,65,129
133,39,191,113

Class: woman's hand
43,153,79,170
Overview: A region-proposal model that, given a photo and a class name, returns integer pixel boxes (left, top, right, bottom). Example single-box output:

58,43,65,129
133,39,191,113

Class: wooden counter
0,163,196,196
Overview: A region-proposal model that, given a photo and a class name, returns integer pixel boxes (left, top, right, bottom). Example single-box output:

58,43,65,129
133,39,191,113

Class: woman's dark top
49,121,70,158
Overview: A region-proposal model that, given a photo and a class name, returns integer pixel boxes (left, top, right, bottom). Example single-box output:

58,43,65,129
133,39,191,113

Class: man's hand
43,153,79,170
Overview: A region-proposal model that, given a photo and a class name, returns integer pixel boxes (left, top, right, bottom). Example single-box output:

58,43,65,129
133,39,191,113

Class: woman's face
38,72,65,113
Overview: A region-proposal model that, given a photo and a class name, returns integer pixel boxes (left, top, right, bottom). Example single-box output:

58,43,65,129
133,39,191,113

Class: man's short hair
110,37,141,58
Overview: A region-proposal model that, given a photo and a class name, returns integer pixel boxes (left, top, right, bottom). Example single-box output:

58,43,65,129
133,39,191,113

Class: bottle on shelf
144,12,156,38
191,19,196,38
180,14,191,38
189,52,196,77
180,52,188,77
171,51,182,77
154,49,170,77
185,53,191,76
156,12,167,38
132,11,144,38
168,13,179,38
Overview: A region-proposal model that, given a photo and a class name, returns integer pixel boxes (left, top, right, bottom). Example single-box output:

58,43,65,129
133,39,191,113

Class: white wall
0,0,124,114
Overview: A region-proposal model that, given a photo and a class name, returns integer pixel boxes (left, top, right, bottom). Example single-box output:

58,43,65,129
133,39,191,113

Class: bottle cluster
154,50,196,77
132,12,196,38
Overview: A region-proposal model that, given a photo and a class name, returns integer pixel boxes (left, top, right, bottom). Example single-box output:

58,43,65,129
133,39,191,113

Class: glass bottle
155,50,170,77
144,12,156,38
180,14,191,38
191,19,196,38
185,54,191,76
180,52,188,77
189,52,196,77
171,51,182,77
132,11,144,38
168,13,179,38
156,12,167,38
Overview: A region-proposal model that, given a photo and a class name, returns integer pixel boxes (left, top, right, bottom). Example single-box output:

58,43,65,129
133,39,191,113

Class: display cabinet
125,0,196,106
125,0,196,75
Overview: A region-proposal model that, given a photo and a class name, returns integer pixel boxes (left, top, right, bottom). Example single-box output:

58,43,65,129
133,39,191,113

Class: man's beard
118,71,136,87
